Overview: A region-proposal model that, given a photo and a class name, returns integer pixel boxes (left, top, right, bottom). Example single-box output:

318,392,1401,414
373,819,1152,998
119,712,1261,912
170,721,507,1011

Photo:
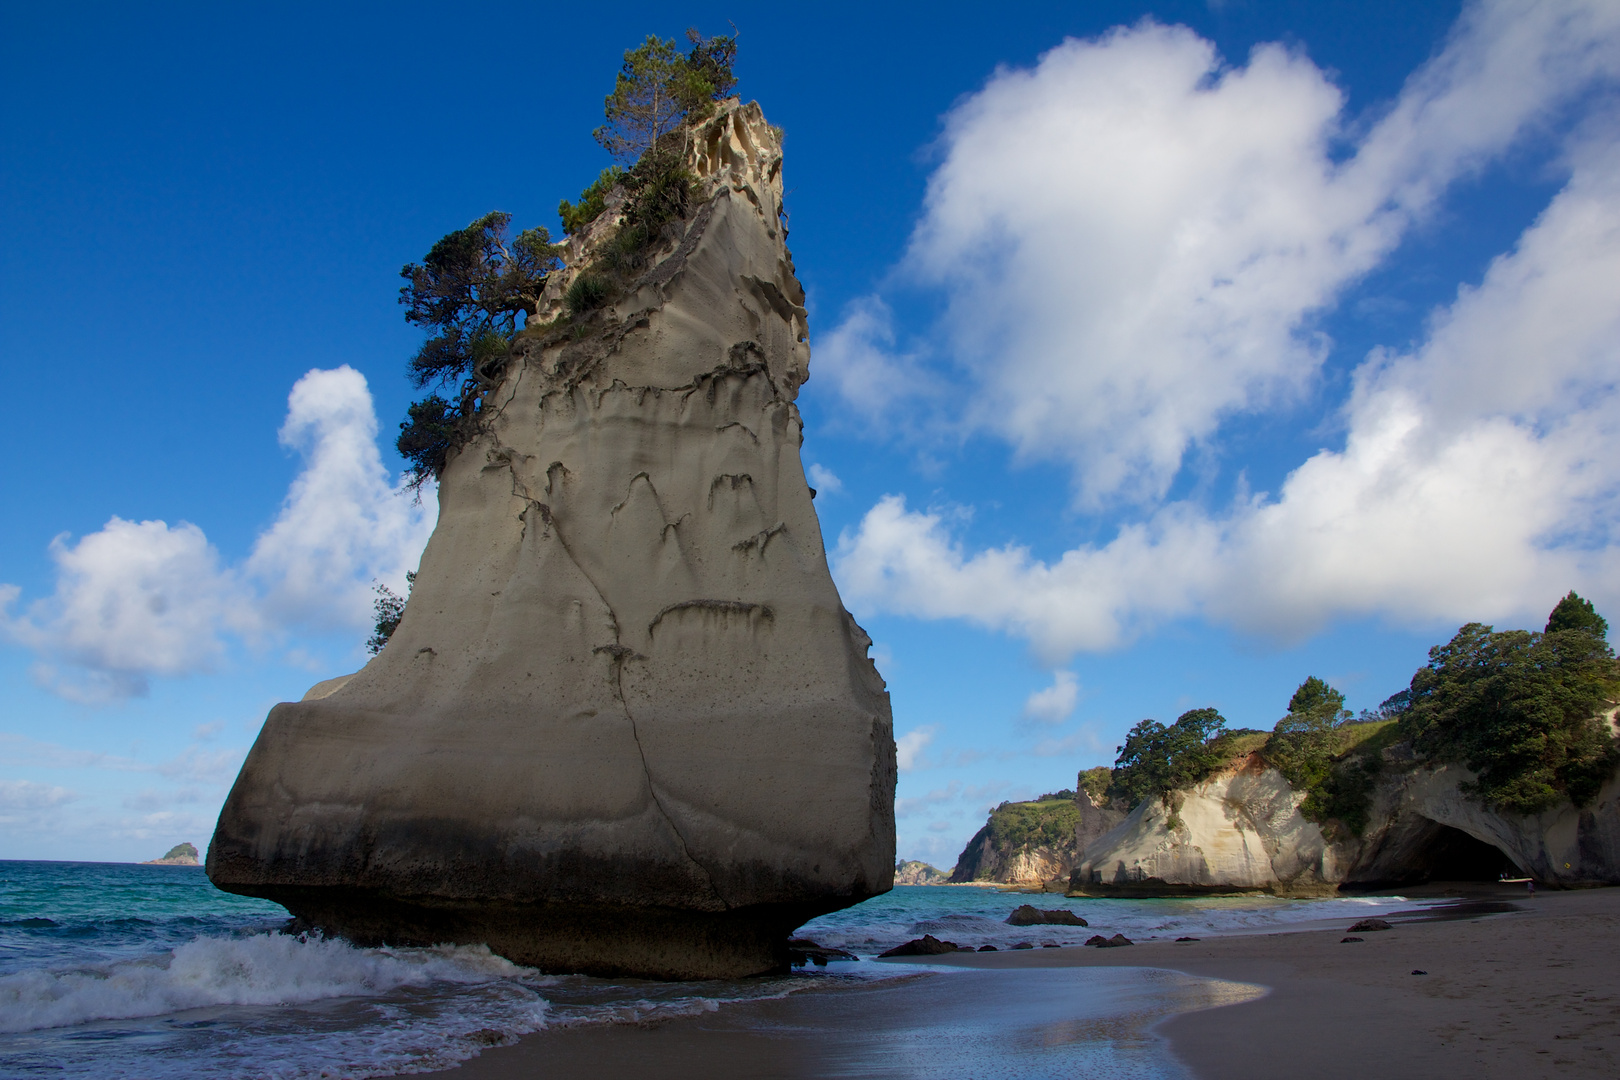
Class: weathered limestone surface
1075,785,1126,851
1069,757,1341,897
208,101,897,979
1346,763,1620,888
1069,754,1620,896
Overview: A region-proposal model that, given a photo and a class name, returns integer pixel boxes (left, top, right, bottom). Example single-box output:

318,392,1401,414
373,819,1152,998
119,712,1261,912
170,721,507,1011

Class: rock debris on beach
1006,904,1087,926
879,935,960,957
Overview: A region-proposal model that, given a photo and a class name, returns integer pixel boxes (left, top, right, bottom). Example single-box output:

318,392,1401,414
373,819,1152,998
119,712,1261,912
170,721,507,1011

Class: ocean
0,861,1433,1079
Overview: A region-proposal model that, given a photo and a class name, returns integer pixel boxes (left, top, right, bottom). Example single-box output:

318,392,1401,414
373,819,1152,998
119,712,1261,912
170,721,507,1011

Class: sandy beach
421,883,1620,1079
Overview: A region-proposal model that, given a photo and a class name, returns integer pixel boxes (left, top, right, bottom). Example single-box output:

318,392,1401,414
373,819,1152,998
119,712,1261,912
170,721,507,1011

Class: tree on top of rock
1107,707,1228,809
595,30,738,165
1264,676,1352,798
1401,617,1618,813
1547,590,1608,639
394,213,561,486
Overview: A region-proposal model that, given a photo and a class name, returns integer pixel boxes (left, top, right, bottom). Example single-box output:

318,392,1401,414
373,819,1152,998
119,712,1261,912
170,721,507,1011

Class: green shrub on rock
1399,605,1618,814
1107,708,1228,809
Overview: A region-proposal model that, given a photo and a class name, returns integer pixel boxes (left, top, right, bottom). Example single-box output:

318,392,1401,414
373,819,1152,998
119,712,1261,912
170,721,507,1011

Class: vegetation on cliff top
392,29,739,490
951,793,1079,882
1106,708,1230,809
1081,591,1616,839
1397,603,1618,813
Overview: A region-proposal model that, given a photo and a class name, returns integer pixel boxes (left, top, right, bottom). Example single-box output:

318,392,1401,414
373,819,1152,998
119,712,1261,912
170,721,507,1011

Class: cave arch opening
1406,821,1524,882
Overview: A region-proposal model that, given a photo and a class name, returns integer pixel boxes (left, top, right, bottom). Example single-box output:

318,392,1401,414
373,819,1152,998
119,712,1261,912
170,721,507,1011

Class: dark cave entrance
1408,822,1523,882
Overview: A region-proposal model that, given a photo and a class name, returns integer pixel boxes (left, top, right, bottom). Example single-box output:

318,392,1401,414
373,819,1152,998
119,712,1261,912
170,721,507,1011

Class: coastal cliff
1070,755,1620,896
951,793,1079,888
208,100,897,979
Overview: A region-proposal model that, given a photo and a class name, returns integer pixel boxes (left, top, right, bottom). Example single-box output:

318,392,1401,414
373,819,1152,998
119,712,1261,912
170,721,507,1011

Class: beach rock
1347,918,1393,932
786,939,858,967
143,842,199,866
1342,762,1620,889
1086,934,1133,948
207,100,897,981
1006,904,1086,926
879,935,958,957
977,944,998,951
1340,936,1364,943
1175,936,1200,942
1012,942,1035,950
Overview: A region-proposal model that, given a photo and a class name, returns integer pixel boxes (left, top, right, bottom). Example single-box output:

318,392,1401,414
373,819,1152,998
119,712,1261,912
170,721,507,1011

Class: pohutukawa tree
395,212,561,486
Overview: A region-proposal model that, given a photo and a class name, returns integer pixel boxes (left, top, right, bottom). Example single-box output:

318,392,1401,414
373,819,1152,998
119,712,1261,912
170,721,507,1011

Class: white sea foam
0,932,539,1033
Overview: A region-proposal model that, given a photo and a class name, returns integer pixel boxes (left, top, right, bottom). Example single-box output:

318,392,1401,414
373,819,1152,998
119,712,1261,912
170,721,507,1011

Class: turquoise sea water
0,861,1430,1079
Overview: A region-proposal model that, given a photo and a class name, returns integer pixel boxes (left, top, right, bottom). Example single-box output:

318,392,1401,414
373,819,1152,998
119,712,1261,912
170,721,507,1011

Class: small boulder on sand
879,935,960,957
1006,904,1087,927
1348,918,1393,932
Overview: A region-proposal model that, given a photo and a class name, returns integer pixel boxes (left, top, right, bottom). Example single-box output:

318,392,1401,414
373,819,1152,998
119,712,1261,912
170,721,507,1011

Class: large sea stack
208,101,897,979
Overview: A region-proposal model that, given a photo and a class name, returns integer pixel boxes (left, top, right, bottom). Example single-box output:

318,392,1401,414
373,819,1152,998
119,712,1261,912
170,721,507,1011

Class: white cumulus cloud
833,0,1620,508
248,366,435,627
1022,671,1080,725
829,0,1620,655
806,463,844,495
835,136,1620,654
0,366,436,701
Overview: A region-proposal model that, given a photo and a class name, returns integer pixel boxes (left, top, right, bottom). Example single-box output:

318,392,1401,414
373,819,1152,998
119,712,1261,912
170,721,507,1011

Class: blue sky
3,1,1618,867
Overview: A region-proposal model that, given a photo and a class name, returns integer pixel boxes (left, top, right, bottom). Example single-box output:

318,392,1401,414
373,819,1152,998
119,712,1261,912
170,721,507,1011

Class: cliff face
1070,753,1620,895
1347,762,1620,888
950,797,1079,888
208,101,897,979
1070,756,1341,896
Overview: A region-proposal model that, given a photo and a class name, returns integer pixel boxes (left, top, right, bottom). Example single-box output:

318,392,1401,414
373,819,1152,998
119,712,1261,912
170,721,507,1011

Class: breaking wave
0,932,539,1034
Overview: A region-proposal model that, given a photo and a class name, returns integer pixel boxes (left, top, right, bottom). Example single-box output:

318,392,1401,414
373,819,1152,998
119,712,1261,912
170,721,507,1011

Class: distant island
895,860,949,885
142,842,199,866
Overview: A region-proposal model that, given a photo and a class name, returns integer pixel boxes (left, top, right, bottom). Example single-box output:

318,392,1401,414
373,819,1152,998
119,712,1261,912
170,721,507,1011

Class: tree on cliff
393,31,738,489
1107,707,1228,809
395,213,562,486
367,572,415,654
556,28,738,297
593,30,738,165
1400,611,1619,813
1263,676,1352,795
1547,590,1609,639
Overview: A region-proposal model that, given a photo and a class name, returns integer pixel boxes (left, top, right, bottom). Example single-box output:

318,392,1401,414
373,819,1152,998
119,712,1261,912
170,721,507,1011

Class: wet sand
420,884,1620,1079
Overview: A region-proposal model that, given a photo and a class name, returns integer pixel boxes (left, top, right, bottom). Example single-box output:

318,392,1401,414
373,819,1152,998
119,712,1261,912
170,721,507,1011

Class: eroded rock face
1345,763,1620,888
1070,754,1620,895
1069,756,1341,897
208,101,896,979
